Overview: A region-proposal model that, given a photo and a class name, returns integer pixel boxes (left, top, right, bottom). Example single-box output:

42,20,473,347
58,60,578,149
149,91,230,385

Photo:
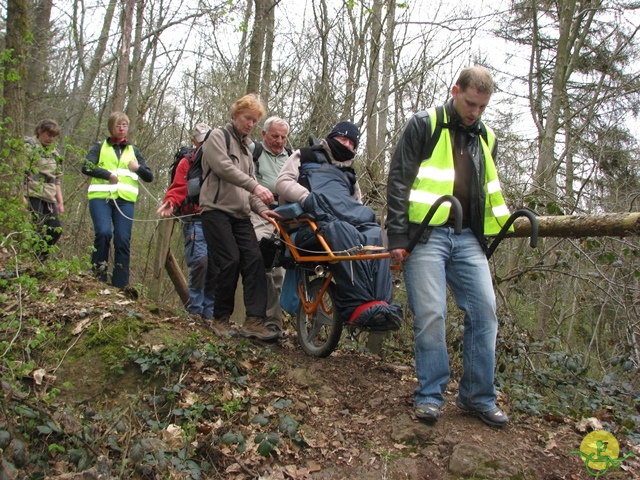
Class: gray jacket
199,123,268,218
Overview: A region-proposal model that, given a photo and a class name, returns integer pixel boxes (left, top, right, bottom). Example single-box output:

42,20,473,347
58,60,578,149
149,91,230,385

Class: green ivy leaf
257,439,274,457
272,398,292,409
37,425,52,434
278,415,299,436
251,415,269,426
221,433,238,445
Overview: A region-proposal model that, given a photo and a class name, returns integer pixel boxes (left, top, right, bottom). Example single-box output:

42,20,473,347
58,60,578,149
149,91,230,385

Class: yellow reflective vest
87,141,139,202
408,107,511,236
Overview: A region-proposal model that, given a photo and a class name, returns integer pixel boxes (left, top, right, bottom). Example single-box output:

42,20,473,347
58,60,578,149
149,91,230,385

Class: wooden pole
165,250,189,306
150,218,188,307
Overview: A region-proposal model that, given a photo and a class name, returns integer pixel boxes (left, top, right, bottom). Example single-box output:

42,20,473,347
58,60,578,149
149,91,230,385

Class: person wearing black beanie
275,121,403,333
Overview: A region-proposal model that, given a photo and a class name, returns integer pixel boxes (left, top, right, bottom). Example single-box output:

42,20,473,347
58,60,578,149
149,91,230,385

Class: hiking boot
263,316,283,334
239,316,281,342
208,315,237,337
414,403,440,424
456,396,509,427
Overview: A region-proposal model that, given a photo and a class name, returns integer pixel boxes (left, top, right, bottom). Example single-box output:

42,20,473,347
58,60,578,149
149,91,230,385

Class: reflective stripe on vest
408,107,511,236
87,141,139,202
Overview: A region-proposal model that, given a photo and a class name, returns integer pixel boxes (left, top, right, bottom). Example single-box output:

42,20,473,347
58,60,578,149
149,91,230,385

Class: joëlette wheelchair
267,195,538,358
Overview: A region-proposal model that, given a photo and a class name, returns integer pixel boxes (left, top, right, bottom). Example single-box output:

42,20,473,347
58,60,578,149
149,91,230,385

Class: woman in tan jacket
199,94,281,341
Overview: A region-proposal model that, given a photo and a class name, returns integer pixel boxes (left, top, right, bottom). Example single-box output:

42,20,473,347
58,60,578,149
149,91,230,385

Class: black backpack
252,141,293,179
169,146,195,186
185,127,237,204
185,129,212,204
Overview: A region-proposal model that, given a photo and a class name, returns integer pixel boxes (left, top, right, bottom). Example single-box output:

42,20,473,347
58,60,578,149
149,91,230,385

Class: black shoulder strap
252,141,263,163
423,105,444,160
478,122,488,147
252,141,263,178
219,127,230,153
198,128,217,184
285,146,293,156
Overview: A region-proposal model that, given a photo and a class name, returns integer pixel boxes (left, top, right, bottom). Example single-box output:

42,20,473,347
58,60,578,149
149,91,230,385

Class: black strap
425,106,490,159
423,105,444,160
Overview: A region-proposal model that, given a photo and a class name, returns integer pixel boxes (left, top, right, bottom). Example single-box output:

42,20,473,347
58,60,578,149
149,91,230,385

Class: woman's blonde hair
108,111,130,136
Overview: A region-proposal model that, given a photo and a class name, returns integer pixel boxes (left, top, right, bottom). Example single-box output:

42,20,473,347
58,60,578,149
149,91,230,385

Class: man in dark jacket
387,66,511,427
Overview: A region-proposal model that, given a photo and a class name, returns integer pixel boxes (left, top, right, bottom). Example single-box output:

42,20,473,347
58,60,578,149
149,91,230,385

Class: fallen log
512,212,640,238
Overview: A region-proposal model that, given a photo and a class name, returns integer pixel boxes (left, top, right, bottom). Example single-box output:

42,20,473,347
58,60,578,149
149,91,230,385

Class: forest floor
1,271,639,479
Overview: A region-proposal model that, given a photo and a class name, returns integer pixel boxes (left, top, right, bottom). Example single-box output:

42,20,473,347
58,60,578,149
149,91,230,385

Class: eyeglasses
116,124,129,128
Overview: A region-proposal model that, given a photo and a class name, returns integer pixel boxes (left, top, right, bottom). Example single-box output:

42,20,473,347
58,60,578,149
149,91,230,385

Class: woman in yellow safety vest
82,111,153,288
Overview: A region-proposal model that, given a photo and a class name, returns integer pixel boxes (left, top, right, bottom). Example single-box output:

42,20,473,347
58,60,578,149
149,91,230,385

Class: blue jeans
182,220,215,319
403,227,498,412
89,198,134,288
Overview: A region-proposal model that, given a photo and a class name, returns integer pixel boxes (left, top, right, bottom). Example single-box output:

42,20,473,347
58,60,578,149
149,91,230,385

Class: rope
103,186,384,258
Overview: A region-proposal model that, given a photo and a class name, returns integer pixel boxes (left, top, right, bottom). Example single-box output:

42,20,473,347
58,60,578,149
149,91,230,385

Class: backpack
185,127,237,203
169,146,195,186
185,129,214,203
252,141,293,179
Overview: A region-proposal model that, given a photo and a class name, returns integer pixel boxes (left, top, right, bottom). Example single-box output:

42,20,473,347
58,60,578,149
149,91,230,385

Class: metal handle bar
485,209,539,260
405,195,463,255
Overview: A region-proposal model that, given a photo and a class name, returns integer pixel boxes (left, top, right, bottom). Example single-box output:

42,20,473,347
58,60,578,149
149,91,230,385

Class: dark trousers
201,210,267,318
28,197,62,259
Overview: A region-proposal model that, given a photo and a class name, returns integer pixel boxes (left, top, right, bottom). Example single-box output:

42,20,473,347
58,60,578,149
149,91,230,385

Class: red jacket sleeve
162,156,200,214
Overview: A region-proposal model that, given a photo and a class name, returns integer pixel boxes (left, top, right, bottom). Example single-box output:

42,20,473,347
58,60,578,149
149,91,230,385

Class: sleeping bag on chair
295,147,403,331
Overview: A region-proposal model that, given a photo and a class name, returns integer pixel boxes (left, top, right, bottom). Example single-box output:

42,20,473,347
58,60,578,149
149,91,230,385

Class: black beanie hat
327,121,360,150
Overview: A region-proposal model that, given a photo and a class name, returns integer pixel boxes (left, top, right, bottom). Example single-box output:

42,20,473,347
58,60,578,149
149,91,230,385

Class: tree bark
260,1,275,108
2,0,29,145
511,213,640,238
112,0,136,113
363,0,382,158
125,0,144,140
246,0,267,94
61,0,117,144
26,0,53,123
165,251,189,306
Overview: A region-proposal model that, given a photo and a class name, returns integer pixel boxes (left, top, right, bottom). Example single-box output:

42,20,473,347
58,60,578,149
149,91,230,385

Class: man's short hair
263,116,289,134
35,119,60,137
456,66,494,95
231,93,266,119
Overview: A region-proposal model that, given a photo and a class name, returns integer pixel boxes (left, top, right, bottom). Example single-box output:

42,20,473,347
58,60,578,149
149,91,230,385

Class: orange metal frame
270,216,392,264
269,216,400,320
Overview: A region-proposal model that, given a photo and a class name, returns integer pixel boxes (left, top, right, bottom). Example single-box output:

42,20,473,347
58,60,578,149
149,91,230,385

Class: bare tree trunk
126,0,145,140
112,0,136,113
235,0,254,81
308,0,332,133
260,1,275,108
26,0,53,124
528,0,597,339
377,0,395,160
61,0,117,144
2,0,29,147
364,0,382,158
511,213,640,238
246,0,267,94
